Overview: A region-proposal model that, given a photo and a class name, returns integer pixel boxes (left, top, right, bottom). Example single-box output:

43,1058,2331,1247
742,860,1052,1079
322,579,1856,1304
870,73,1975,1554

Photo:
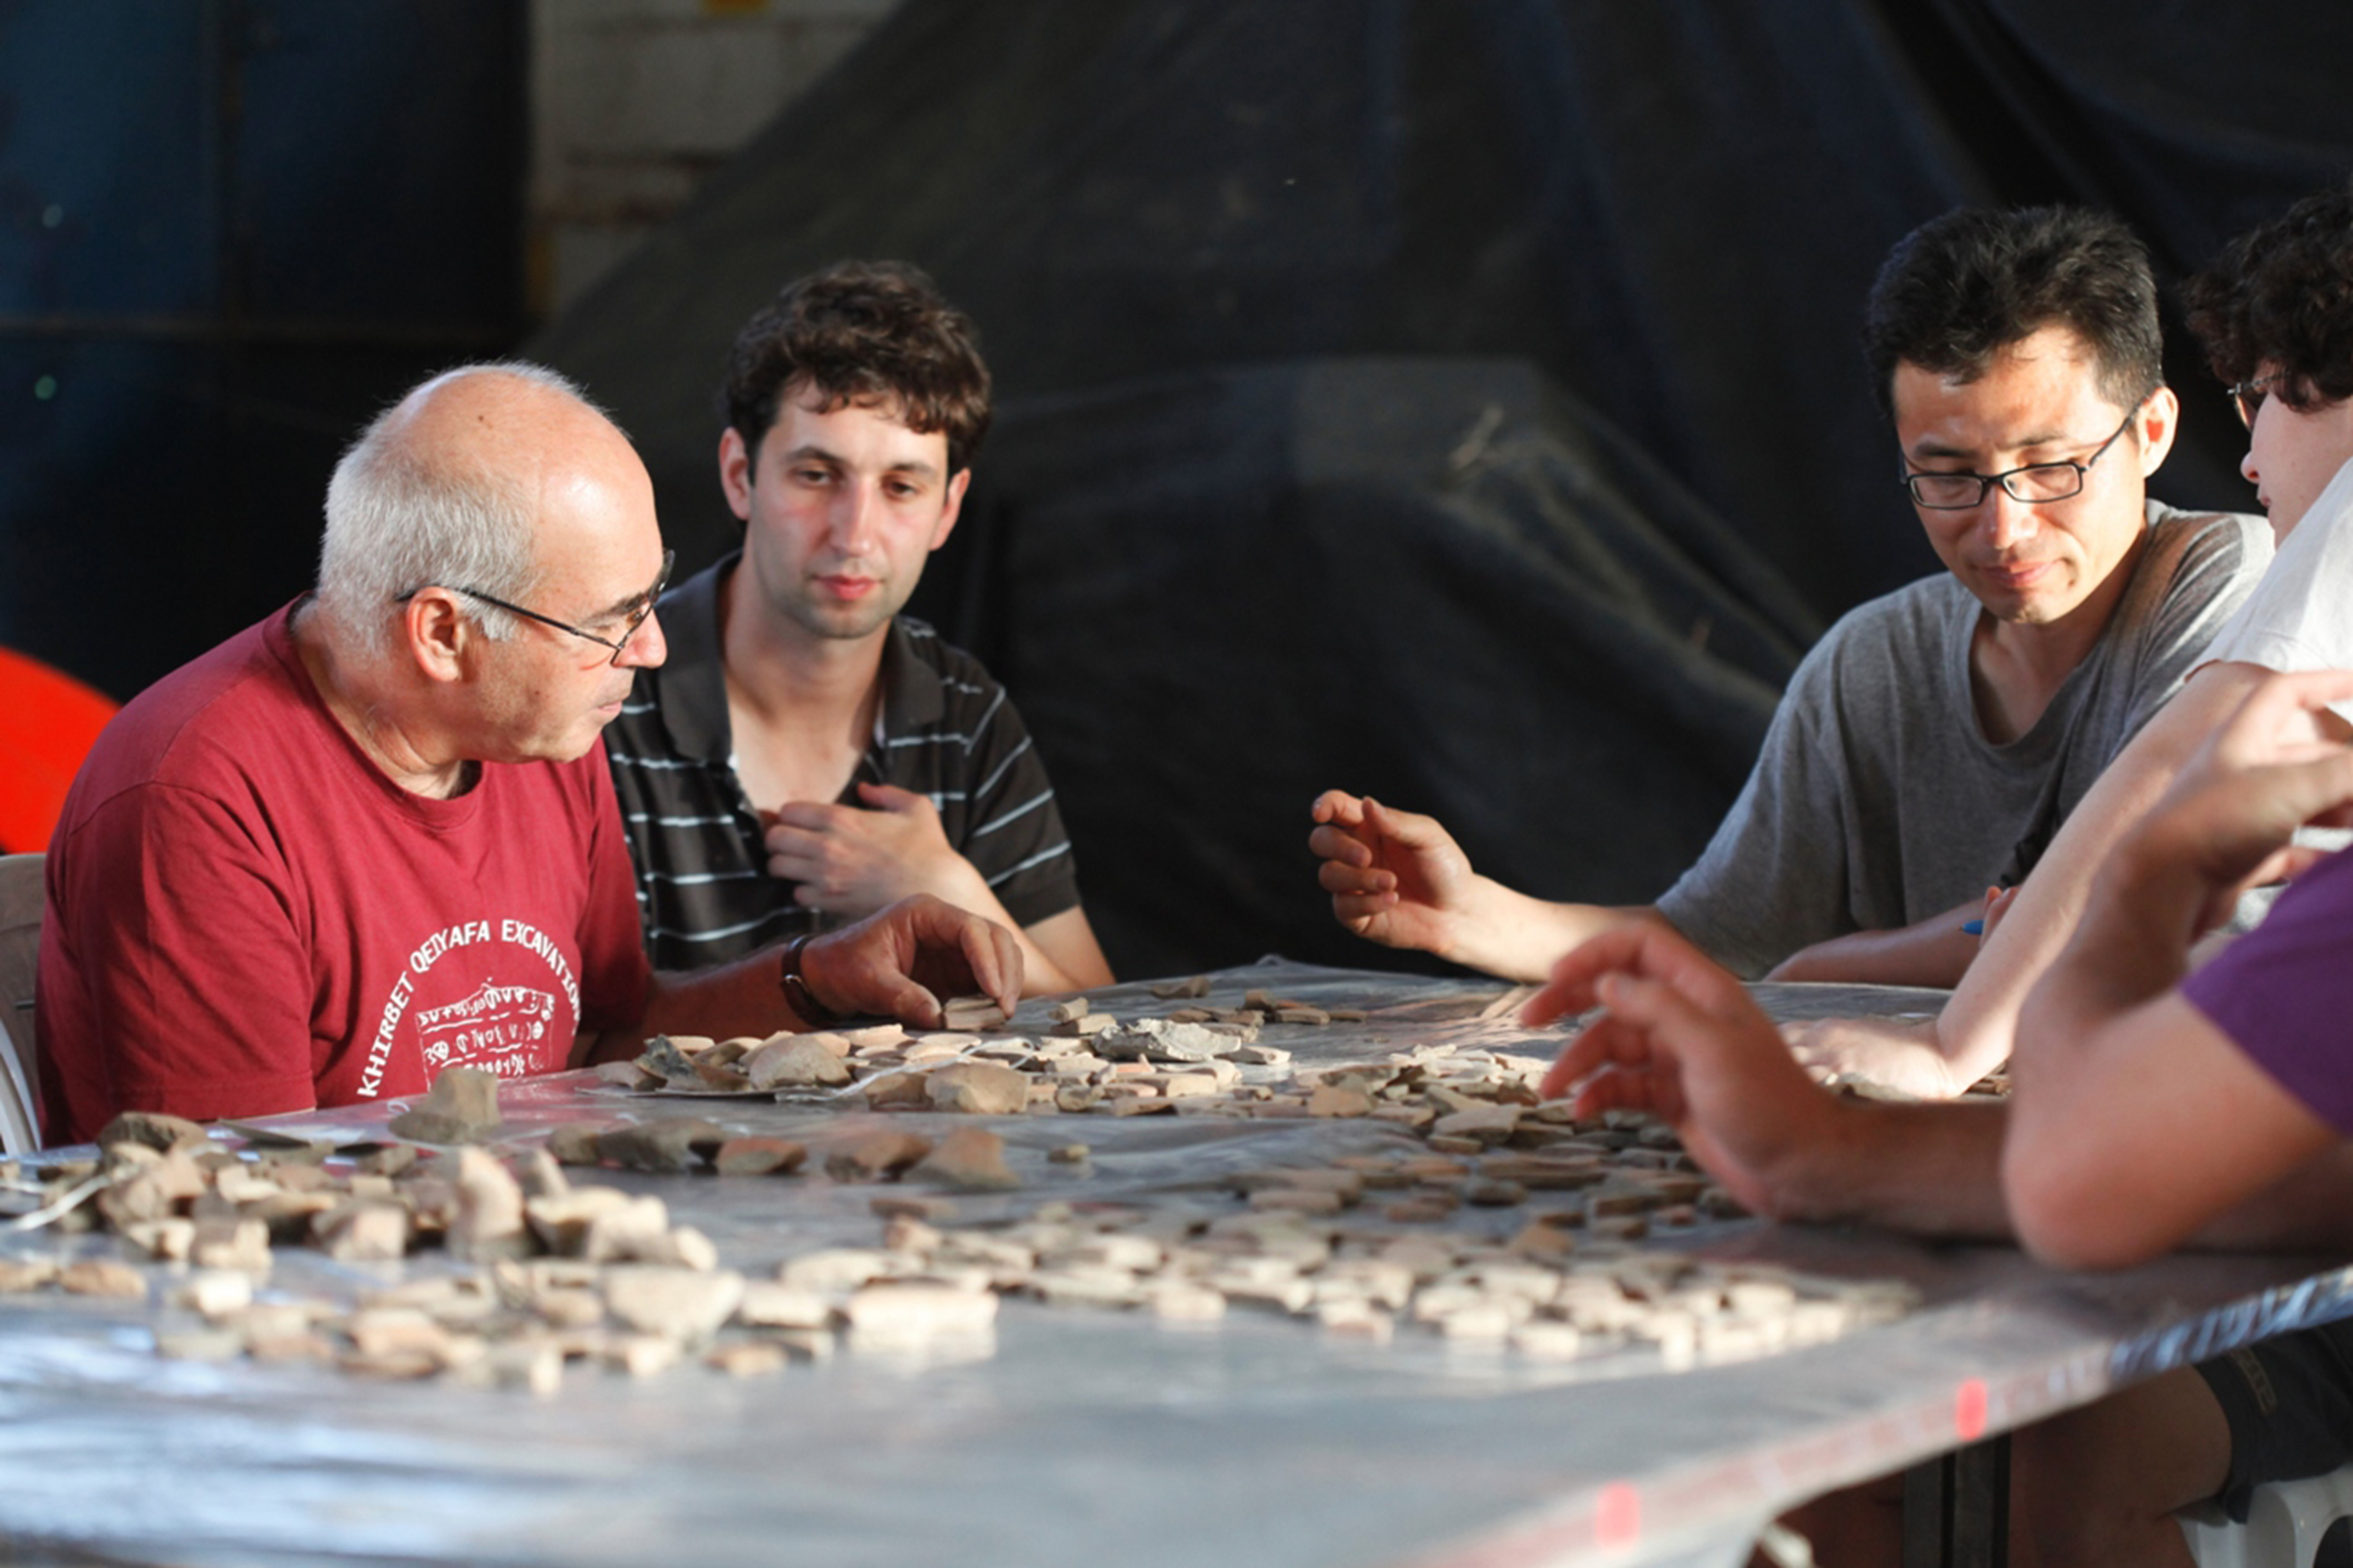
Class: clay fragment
825,1132,935,1183
746,1036,852,1091
1461,1178,1528,1208
59,1258,147,1298
120,1218,196,1262
1044,999,1090,1024
156,1328,245,1362
1049,1012,1114,1038
545,1123,608,1167
98,1149,209,1229
1432,1105,1522,1145
925,1063,1029,1116
911,1128,1020,1191
1097,1017,1234,1064
734,1282,833,1330
95,1110,210,1156
386,1067,504,1145
1307,1085,1374,1118
1151,975,1211,999
940,995,1009,1032
447,1148,529,1262
1146,1281,1227,1322
458,1338,564,1395
597,1118,727,1175
191,1215,272,1273
705,1340,788,1376
1048,1143,1090,1164
858,1069,934,1109
602,1266,746,1344
713,1137,808,1177
313,1199,413,1262
353,1143,421,1179
527,1186,652,1257
843,1280,998,1340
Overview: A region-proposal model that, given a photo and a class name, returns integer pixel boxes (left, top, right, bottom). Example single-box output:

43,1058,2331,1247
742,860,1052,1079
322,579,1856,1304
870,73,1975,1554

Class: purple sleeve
2182,849,2353,1136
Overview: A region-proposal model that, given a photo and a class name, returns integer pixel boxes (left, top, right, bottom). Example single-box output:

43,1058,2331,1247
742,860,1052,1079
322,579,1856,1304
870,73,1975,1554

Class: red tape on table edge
1595,1482,1641,1548
1955,1378,1989,1442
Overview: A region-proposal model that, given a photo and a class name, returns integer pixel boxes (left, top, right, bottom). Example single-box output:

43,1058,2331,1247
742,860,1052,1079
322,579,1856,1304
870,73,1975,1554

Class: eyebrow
781,442,942,482
586,565,666,622
1908,429,2077,462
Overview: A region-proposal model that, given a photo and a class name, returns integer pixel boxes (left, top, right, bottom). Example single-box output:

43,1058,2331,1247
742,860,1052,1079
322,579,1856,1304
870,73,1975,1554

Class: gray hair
314,361,607,658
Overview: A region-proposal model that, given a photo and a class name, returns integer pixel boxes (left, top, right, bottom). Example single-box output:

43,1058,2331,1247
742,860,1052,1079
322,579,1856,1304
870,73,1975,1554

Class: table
2,961,2346,1568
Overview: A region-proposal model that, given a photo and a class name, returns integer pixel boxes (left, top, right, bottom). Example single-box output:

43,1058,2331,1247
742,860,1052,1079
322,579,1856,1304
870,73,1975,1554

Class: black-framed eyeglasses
2228,372,2284,429
402,548,673,666
1899,401,2145,510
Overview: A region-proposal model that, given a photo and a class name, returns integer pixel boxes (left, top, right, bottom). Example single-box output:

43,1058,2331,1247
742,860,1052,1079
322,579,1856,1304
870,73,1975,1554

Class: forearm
1016,906,1113,995
1446,885,1654,982
577,951,801,1064
1934,667,2259,1081
902,861,1105,996
1761,1098,2015,1240
1765,900,1982,987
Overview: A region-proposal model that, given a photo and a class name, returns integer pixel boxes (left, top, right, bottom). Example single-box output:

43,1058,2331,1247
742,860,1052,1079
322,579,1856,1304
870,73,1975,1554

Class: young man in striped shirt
605,262,1113,996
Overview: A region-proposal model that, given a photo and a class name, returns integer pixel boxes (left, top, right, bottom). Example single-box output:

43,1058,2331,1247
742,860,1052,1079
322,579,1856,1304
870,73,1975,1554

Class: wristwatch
778,933,842,1028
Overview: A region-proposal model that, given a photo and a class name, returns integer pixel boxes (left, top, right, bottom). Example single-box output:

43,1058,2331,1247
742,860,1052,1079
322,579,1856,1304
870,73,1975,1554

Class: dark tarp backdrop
7,0,2350,967
530,0,2353,977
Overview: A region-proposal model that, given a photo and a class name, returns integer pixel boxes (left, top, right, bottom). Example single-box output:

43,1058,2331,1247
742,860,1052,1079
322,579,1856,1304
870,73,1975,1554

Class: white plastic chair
2180,1465,2353,1568
0,852,43,1154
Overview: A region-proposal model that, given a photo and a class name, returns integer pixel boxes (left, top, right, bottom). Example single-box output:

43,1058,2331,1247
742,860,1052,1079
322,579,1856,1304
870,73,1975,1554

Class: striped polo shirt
604,552,1082,971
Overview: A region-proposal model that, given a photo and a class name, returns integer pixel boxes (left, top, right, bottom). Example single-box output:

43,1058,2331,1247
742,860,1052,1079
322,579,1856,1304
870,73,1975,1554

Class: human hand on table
1309,790,1483,958
797,893,1022,1029
765,784,986,919
1524,922,1850,1221
1780,1014,1970,1100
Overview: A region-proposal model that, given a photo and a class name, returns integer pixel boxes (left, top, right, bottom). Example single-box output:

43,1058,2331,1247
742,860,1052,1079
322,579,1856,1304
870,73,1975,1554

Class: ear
2133,386,2181,475
402,590,472,685
930,468,971,552
719,427,755,522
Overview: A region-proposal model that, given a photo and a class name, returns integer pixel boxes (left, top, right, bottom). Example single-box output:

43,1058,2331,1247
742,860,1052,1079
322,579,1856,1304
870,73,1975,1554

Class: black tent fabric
961,356,1815,975
533,0,2353,975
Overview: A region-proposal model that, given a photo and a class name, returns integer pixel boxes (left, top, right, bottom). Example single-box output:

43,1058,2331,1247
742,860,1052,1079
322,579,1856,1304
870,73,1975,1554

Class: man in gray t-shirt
1656,498,2264,977
1311,206,2271,986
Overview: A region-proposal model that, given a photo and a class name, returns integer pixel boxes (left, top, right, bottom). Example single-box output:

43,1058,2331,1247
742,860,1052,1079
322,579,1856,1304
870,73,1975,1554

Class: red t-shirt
36,605,652,1144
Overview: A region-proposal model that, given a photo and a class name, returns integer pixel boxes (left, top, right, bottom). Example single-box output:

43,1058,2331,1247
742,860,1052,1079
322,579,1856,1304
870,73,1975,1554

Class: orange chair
0,647,118,854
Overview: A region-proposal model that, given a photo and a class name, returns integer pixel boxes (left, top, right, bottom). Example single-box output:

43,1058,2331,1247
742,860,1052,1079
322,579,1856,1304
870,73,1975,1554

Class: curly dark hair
1862,206,2163,419
722,260,991,472
2183,181,2353,413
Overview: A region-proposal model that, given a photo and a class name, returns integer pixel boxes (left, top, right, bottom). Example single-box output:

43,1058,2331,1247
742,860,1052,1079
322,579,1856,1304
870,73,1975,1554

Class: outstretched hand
798,893,1023,1030
2128,669,2353,937
1308,790,1481,957
1524,922,1846,1220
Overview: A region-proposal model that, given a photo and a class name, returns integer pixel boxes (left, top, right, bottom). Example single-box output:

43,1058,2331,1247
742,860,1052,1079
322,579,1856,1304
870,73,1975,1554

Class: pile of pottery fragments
0,984,1916,1392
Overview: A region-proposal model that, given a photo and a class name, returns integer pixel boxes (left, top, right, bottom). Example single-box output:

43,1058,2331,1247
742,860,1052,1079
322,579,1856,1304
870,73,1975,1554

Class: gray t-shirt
1656,502,2272,977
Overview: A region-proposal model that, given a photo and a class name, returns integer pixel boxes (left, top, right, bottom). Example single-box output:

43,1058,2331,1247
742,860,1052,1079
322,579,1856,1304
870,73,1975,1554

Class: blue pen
1960,918,1984,936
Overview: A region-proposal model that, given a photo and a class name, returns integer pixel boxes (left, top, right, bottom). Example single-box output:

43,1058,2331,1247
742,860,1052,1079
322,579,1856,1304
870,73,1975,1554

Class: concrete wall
531,0,907,317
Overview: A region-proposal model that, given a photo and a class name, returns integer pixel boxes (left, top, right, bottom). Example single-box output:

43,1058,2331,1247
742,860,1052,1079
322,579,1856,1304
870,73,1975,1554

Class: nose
619,605,668,670
2241,445,2261,488
1980,485,2039,551
829,478,882,554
